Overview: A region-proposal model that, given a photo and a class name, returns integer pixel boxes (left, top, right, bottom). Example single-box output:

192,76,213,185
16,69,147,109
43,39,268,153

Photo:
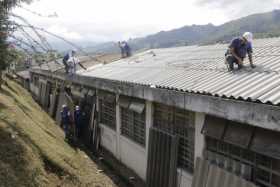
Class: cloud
47,25,83,40
195,0,280,19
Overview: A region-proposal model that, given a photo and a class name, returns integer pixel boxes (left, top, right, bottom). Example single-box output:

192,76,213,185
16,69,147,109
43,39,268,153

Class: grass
0,79,117,187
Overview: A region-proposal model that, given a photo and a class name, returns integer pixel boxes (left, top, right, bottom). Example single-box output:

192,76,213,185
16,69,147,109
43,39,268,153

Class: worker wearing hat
225,32,256,71
61,104,71,139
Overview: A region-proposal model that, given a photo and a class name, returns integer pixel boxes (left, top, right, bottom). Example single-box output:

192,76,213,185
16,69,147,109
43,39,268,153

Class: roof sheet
78,37,280,105
16,70,30,79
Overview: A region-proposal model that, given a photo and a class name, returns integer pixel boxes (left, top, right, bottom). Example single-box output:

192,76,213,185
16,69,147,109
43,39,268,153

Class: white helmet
243,32,253,43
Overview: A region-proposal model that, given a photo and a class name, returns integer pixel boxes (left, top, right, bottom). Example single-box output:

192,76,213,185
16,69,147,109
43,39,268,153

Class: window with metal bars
205,137,280,187
121,107,146,146
153,103,195,173
99,98,116,130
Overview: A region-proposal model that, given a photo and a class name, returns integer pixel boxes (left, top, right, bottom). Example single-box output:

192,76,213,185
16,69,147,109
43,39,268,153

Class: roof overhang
30,69,280,132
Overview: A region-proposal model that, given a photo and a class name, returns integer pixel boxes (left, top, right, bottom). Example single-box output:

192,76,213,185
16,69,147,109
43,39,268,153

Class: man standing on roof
63,50,87,75
225,32,256,71
118,41,131,58
122,41,131,57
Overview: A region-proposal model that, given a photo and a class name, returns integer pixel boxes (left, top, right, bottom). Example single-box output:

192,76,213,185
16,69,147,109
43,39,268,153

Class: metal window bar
121,107,146,146
153,103,195,173
205,137,280,187
99,99,116,130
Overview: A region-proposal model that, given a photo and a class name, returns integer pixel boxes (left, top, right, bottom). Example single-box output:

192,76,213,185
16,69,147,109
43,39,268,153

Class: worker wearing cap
225,32,256,71
63,50,87,75
74,105,83,138
61,104,71,139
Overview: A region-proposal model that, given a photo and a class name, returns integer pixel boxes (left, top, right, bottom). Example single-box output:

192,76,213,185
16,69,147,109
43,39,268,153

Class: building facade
27,37,280,187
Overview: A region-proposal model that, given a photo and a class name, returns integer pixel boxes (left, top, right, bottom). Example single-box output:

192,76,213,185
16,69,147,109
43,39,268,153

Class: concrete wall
194,112,206,161
177,169,193,187
119,136,147,180
176,112,205,187
31,70,280,132
99,98,152,181
100,124,118,157
30,83,39,98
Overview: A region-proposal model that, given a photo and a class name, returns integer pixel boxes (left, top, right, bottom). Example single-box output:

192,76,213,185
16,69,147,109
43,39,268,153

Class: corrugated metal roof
78,37,280,105
16,70,30,79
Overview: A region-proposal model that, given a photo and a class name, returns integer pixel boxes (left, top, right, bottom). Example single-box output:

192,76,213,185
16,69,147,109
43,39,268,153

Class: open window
202,115,227,140
223,121,254,148
251,128,280,159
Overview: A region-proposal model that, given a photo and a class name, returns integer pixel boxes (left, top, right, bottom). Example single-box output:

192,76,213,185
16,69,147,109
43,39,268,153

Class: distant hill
86,9,280,54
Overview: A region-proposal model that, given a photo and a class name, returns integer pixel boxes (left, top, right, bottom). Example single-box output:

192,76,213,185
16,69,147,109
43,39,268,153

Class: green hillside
0,79,117,187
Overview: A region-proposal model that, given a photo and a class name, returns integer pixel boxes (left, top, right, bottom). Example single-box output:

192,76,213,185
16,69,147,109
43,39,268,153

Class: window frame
120,105,146,147
98,91,116,130
153,103,195,173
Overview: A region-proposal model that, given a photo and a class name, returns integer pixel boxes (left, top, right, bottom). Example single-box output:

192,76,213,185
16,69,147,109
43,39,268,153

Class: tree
0,0,33,88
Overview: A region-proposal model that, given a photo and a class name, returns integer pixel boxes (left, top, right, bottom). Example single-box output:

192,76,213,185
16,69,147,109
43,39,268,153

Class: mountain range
83,9,280,54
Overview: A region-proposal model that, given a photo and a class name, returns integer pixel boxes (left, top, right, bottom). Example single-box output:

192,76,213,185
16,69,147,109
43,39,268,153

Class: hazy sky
12,0,280,43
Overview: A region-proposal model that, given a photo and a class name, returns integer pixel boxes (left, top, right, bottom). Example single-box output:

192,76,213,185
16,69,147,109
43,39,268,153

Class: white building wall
99,96,206,185
177,112,206,187
98,92,118,157
30,83,39,97
119,136,147,180
99,96,152,181
118,100,153,181
100,124,118,157
194,112,206,161
177,169,193,187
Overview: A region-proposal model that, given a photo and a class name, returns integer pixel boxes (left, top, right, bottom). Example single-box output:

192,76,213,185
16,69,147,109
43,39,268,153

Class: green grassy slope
0,80,116,187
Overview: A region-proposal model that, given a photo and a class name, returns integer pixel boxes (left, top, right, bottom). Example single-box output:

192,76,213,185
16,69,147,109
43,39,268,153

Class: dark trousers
63,124,69,138
226,55,242,70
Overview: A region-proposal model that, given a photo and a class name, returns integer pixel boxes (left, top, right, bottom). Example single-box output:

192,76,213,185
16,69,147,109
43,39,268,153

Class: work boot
237,64,244,70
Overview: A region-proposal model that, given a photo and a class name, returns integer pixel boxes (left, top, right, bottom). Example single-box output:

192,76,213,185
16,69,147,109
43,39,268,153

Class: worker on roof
118,41,131,58
225,32,256,71
63,50,87,75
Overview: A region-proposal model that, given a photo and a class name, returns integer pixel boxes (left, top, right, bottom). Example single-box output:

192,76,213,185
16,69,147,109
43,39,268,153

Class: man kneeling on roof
225,32,256,71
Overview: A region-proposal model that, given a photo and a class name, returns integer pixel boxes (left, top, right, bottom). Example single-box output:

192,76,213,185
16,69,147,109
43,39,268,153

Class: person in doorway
225,32,256,71
74,105,83,138
61,104,71,139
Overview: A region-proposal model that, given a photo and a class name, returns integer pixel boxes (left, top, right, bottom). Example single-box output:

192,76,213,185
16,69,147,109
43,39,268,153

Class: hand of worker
237,59,243,66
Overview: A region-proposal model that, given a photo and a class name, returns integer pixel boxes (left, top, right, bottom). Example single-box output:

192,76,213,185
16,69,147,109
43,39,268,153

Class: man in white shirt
65,50,87,75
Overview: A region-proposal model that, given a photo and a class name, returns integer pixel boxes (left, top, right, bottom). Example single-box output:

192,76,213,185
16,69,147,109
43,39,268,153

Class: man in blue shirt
225,32,256,71
74,105,83,138
61,104,71,139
